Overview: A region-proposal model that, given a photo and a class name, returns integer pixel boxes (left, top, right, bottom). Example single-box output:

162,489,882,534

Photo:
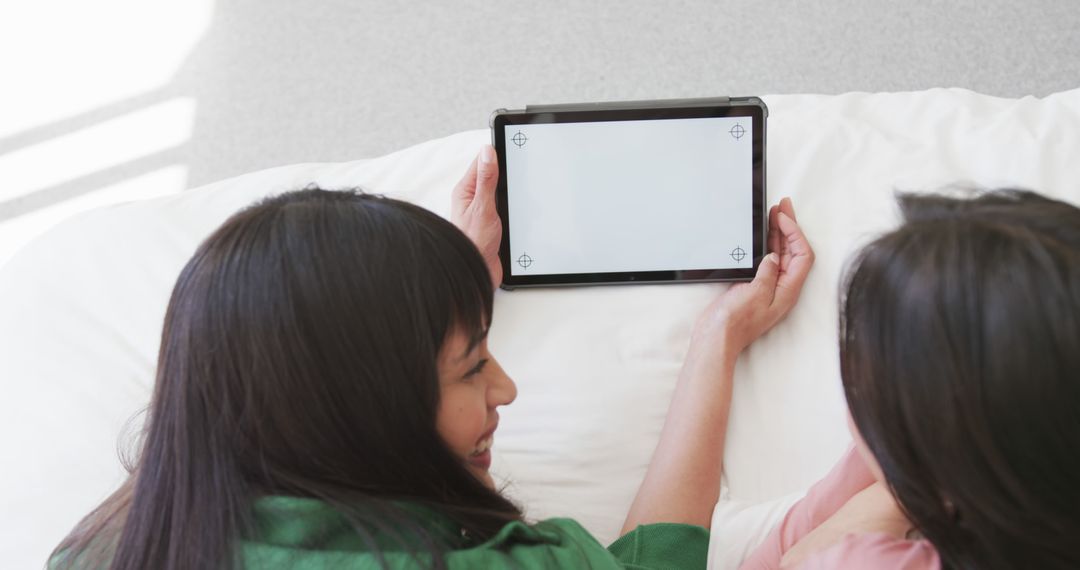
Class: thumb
473,145,499,211
451,156,478,222
752,252,781,304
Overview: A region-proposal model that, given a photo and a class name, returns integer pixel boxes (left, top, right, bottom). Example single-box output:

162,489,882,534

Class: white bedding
2,89,1078,570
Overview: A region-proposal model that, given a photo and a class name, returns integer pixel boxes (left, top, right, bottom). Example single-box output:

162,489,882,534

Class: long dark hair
840,189,1080,569
52,188,523,569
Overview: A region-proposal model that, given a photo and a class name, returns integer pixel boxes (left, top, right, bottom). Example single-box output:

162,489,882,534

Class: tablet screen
493,99,765,288
503,116,753,277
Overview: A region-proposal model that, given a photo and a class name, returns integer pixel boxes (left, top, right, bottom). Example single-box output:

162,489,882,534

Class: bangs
440,244,493,350
383,196,494,353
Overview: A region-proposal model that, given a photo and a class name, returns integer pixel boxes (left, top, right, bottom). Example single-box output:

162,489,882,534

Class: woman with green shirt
51,145,813,570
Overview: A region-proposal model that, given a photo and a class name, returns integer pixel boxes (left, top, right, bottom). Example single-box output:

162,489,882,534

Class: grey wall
175,0,1080,187
14,0,1080,211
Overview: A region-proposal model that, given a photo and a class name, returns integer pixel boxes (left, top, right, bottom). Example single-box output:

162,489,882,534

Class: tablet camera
517,252,533,269
730,247,746,262
512,131,528,148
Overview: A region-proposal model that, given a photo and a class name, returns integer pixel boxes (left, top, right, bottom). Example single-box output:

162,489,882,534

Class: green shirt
52,496,709,569
244,496,708,569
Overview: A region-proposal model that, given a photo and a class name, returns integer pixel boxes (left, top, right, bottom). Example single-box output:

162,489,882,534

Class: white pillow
2,89,1078,570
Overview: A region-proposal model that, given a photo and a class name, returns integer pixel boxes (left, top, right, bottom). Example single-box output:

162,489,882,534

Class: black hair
840,189,1080,569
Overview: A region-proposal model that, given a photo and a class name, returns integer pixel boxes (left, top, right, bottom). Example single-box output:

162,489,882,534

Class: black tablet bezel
492,99,766,289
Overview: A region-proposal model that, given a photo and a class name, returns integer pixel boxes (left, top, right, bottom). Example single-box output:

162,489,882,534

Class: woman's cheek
436,385,485,455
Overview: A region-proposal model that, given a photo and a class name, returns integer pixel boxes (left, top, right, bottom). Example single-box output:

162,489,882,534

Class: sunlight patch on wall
0,0,214,138
0,98,196,204
0,0,215,268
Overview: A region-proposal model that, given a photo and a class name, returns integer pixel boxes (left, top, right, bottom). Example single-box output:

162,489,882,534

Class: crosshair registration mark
730,247,746,262
729,123,745,140
517,253,533,269
511,131,528,147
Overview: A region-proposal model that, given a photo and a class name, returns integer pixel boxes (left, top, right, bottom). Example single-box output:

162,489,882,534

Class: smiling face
435,328,517,488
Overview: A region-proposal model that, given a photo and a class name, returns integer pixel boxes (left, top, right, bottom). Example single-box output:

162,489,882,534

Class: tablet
491,96,767,289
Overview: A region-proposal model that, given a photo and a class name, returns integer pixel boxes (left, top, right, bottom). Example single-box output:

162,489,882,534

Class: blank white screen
504,116,753,276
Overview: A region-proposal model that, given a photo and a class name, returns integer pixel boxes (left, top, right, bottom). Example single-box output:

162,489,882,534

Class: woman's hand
622,198,814,534
692,197,814,357
451,145,502,288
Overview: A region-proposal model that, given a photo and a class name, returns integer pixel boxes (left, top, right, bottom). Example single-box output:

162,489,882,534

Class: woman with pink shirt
741,190,1080,569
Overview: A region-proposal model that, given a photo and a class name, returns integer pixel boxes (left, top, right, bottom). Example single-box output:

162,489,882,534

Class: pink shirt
739,447,940,570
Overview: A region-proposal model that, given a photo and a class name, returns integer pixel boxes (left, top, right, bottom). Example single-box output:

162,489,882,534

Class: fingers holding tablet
452,145,498,217
772,199,814,311
451,145,504,288
768,204,782,256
